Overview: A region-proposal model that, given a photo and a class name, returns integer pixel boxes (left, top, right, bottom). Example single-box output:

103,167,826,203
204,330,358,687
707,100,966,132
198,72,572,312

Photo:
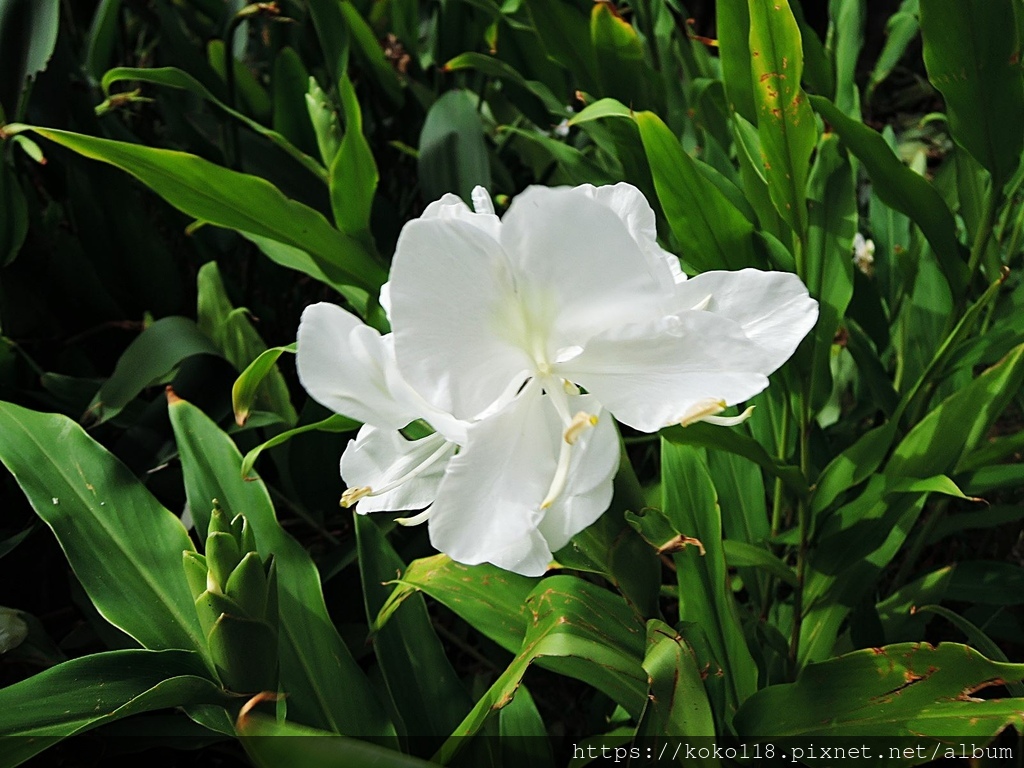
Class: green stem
788,382,812,673
890,498,949,592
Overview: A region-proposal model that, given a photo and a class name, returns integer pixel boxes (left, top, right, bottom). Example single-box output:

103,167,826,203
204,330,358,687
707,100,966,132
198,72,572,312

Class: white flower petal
390,216,534,420
341,427,454,514
499,186,673,352
426,382,560,576
297,303,420,430
572,182,685,285
560,311,771,432
537,395,619,553
421,191,500,240
669,269,819,374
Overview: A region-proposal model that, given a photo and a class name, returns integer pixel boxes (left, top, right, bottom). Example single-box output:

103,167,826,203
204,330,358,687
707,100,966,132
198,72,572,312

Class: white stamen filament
396,508,432,526
339,440,452,509
564,411,599,445
678,398,727,427
702,405,755,426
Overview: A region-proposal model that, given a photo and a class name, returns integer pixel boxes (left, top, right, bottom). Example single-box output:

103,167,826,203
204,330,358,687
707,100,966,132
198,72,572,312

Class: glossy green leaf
748,0,817,236
355,515,470,747
810,95,968,291
735,643,1024,740
444,52,563,114
238,715,439,768
337,1,403,107
716,0,755,121
0,402,206,654
920,0,1024,191
524,0,599,91
4,125,386,293
867,0,919,96
86,316,220,425
0,0,59,117
240,413,358,478
591,3,652,110
100,67,326,182
418,90,491,204
827,0,865,118
805,134,856,413
634,110,756,270
0,650,227,767
722,540,798,588
499,686,554,768
662,423,808,497
198,264,297,427
167,396,396,741
915,605,1023,694
661,441,757,717
232,344,296,428
376,554,536,653
636,621,717,753
434,575,646,764
331,75,377,244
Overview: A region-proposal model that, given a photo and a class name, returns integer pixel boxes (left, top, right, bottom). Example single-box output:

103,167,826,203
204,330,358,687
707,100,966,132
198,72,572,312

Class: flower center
538,374,598,510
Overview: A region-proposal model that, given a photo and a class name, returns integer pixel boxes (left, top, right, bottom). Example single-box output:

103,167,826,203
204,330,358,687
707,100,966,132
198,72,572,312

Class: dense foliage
1,0,1023,765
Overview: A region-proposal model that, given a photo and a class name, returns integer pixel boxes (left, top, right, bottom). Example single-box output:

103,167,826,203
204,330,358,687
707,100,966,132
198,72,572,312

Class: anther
340,486,372,508
564,411,599,444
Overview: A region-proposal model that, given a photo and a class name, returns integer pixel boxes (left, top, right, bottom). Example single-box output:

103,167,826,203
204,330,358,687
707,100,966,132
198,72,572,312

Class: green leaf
330,75,378,245
232,344,296,428
4,125,386,293
636,620,717,744
634,110,757,271
0,402,207,655
722,540,798,588
827,0,865,118
99,67,327,183
920,0,1024,191
375,555,536,653
355,515,471,746
805,134,856,413
810,96,969,292
444,52,564,114
198,264,297,427
748,0,817,236
716,0,755,122
661,441,758,717
87,316,220,425
887,343,1024,479
591,3,652,110
418,90,491,204
0,650,227,767
662,423,809,497
240,413,359,479
0,161,27,267
524,0,599,91
867,0,919,96
735,643,1024,741
0,0,59,118
237,715,439,768
167,396,396,741
337,1,404,107
434,575,646,764
499,686,555,768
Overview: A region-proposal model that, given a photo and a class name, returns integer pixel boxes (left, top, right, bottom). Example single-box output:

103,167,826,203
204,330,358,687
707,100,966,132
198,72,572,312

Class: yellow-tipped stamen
541,411,598,509
396,509,432,526
564,411,598,445
678,398,727,427
341,486,372,508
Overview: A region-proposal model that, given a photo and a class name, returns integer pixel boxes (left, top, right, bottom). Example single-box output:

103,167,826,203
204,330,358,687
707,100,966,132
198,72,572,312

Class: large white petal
499,186,673,353
421,191,501,240
572,182,685,285
426,382,560,576
390,216,533,420
297,303,420,430
669,269,819,373
560,311,771,432
537,395,619,553
341,427,454,513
